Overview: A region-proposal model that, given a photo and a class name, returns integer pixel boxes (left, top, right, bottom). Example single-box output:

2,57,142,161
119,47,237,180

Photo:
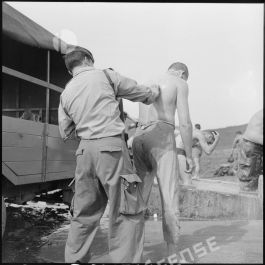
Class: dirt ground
2,201,70,263
200,148,235,179
1,148,242,262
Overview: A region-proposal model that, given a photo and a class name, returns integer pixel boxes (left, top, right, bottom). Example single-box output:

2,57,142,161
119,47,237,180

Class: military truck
2,3,78,235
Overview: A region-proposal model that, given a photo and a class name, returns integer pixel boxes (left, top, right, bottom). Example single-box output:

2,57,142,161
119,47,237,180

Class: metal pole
45,50,50,124
41,50,50,182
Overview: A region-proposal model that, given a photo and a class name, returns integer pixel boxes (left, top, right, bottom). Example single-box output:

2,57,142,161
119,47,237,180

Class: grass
199,148,233,179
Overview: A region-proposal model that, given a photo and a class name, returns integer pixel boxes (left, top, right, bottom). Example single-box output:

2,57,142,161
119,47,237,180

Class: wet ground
2,200,263,263
2,177,263,263
2,201,70,263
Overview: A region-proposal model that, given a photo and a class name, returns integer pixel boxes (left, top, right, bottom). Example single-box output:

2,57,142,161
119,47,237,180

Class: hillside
125,117,247,151
210,124,247,150
124,119,248,178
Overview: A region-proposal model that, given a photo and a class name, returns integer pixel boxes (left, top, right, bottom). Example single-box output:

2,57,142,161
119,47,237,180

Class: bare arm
196,132,220,155
108,70,160,104
231,136,240,150
176,82,193,159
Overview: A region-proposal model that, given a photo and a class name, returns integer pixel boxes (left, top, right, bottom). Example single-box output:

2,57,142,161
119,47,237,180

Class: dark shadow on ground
2,204,69,263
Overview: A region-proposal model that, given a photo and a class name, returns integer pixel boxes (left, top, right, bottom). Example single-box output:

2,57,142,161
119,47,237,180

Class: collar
73,66,95,77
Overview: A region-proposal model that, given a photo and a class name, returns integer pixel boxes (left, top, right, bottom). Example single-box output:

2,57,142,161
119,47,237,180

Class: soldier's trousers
132,121,181,246
236,138,263,191
65,135,144,263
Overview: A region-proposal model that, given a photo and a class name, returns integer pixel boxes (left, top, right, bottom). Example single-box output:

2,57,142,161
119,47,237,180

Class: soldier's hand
212,131,220,137
150,84,160,100
185,157,194,173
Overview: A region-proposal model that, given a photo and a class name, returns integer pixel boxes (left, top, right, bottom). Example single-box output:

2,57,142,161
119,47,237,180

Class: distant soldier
20,108,38,121
236,109,263,191
176,129,220,183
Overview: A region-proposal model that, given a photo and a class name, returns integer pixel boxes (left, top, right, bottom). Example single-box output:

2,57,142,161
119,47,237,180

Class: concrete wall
148,185,263,220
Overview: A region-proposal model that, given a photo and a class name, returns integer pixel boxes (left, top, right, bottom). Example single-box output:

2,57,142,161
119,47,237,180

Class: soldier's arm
231,136,239,149
196,131,220,155
109,70,160,105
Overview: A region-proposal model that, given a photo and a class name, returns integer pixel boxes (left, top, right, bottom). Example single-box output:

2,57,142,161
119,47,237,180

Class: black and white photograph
1,1,263,263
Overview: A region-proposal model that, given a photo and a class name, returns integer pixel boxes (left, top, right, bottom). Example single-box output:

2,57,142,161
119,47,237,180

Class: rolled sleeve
58,96,76,141
113,71,157,104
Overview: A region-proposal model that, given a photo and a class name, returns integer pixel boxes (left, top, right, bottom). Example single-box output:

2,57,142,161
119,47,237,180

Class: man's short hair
168,62,189,79
64,46,94,73
195,124,201,130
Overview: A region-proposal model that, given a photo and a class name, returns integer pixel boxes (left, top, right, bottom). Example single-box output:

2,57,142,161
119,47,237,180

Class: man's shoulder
61,81,74,102
162,73,188,89
193,129,204,139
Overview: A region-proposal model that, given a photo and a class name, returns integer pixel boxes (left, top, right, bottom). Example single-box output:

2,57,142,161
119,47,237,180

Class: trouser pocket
120,173,146,215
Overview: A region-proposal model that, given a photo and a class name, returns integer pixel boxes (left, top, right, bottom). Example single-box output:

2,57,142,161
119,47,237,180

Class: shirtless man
191,124,203,180
176,129,220,184
132,62,193,257
236,109,263,191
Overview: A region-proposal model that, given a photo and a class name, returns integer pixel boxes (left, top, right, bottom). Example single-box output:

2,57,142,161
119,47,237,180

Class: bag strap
103,69,116,96
103,69,125,123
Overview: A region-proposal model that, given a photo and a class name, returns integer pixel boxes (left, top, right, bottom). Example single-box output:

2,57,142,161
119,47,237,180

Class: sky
7,2,264,129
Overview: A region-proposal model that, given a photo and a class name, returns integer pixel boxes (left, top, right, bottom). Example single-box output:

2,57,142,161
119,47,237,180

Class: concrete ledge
179,186,263,220
149,179,263,220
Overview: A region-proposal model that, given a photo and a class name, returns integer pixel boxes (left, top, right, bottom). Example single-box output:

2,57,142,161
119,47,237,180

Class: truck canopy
2,2,68,52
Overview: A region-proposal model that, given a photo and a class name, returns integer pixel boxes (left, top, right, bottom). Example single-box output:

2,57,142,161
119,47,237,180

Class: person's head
168,62,189,81
64,46,94,75
203,131,215,144
195,124,201,130
24,108,33,115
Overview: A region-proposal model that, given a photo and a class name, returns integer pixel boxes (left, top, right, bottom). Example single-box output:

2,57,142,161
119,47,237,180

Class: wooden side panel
2,117,44,185
46,160,76,174
2,116,77,185
44,124,77,181
2,116,44,135
16,174,42,185
48,123,61,137
45,172,73,182
2,162,18,185
2,147,42,162
46,136,78,161
5,161,42,175
2,131,42,148
47,123,78,148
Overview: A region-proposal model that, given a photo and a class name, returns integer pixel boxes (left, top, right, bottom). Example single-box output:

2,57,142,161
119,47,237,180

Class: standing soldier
236,109,263,191
58,46,160,263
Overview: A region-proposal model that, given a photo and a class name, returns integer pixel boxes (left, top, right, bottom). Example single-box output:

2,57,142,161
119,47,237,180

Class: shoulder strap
103,69,125,123
103,69,116,95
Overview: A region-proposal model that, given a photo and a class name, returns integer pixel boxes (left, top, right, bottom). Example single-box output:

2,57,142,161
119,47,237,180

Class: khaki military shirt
58,66,157,140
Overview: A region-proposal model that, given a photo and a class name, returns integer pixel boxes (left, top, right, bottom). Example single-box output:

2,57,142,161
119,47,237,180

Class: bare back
244,109,263,145
139,72,183,124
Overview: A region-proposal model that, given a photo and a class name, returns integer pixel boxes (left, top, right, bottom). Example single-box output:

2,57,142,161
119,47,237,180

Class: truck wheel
2,196,6,237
